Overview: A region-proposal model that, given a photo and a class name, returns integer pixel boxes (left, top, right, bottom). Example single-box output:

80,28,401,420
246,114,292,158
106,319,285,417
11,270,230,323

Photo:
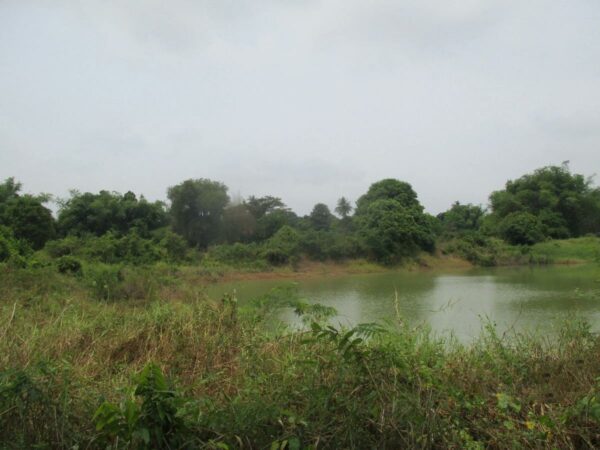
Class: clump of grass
2,266,600,448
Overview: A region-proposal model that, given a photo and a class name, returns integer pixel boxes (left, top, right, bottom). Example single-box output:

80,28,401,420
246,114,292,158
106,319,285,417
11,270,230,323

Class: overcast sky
1,1,599,215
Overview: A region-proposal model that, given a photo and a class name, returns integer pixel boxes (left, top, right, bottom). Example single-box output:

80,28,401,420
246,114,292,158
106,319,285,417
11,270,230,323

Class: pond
208,264,600,341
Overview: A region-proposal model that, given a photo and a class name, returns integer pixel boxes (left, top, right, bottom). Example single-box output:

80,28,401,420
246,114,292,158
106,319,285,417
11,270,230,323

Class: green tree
309,203,333,230
355,179,421,215
438,202,485,235
335,197,353,219
263,225,301,265
0,178,55,250
358,199,435,264
355,179,434,264
167,179,229,248
245,195,285,220
58,190,167,237
488,164,600,240
498,211,544,245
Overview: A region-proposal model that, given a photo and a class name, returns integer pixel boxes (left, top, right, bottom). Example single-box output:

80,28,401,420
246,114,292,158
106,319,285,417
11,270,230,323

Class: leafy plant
93,363,190,449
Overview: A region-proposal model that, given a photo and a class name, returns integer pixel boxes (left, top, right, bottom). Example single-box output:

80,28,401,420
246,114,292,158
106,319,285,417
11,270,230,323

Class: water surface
208,265,600,341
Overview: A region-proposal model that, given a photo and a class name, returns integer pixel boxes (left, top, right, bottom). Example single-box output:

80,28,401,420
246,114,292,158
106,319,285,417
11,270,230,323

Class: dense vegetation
2,267,600,448
2,164,599,271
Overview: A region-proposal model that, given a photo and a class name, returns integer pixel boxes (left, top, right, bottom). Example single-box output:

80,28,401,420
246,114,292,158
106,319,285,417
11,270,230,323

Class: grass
2,264,600,448
531,237,600,264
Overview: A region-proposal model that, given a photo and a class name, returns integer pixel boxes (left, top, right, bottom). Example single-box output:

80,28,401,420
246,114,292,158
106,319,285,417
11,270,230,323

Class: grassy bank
2,266,600,449
440,236,600,268
531,237,600,264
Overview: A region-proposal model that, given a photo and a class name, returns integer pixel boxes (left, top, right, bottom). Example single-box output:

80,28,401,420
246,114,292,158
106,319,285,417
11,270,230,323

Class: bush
263,226,301,265
84,264,124,300
55,256,83,275
499,212,544,245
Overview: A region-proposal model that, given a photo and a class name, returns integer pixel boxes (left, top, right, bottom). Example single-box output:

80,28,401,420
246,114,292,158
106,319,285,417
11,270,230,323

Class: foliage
488,164,600,240
58,190,167,238
355,178,421,215
0,178,55,250
55,255,83,275
244,195,285,220
498,211,545,245
205,242,268,270
221,204,257,243
263,225,301,265
334,196,353,219
441,233,527,266
308,203,333,231
299,229,363,261
85,263,124,300
438,201,485,236
43,230,187,265
167,179,229,248
255,208,298,241
94,363,190,449
357,198,435,264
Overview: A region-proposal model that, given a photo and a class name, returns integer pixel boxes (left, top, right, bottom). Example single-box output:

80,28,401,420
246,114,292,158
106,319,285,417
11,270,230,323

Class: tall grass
2,265,600,448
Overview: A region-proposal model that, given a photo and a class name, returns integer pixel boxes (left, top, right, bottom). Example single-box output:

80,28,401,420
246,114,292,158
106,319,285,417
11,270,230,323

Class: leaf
288,436,301,450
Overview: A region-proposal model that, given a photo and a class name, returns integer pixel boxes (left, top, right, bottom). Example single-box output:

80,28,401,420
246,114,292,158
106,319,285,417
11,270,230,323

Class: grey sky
1,1,599,215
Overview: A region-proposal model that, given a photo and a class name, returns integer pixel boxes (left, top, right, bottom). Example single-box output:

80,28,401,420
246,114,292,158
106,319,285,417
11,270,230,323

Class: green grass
531,237,600,263
2,265,600,448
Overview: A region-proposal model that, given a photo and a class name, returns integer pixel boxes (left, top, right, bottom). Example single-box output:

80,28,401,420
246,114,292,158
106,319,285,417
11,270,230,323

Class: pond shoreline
202,254,594,284
203,255,475,283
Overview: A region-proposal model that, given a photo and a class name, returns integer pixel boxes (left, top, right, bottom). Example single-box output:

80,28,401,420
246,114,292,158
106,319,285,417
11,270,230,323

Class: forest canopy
1,164,599,266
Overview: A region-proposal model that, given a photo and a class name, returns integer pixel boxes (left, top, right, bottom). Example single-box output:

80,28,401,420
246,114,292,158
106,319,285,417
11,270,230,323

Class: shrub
55,256,83,275
263,226,301,265
499,212,545,245
85,263,124,300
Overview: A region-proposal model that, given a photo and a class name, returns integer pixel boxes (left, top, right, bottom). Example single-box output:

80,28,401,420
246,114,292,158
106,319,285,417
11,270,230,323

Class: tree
356,179,434,264
255,209,298,241
355,179,421,215
438,202,485,235
488,164,600,240
357,199,435,264
0,178,55,250
309,203,333,230
498,212,544,245
245,196,285,220
335,197,353,219
167,179,229,248
58,190,167,237
0,177,21,203
221,204,257,243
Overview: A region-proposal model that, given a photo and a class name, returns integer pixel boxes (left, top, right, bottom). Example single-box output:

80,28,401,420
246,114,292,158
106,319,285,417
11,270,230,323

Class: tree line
1,163,600,266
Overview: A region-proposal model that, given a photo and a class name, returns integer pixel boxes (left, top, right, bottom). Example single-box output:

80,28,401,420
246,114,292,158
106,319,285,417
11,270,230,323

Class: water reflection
209,265,600,341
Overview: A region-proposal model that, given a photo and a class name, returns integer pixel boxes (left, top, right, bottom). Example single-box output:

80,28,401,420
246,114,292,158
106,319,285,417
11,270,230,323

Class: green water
208,264,600,341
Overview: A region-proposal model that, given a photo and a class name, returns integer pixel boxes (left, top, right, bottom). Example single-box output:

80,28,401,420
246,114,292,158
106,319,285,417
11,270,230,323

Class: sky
1,0,599,216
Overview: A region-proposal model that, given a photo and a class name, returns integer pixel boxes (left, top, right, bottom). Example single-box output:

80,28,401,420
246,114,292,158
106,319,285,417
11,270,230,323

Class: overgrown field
2,266,600,449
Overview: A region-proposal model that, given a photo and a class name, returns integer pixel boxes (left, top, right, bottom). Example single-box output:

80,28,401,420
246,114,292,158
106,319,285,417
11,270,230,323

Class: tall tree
167,179,229,248
245,196,285,220
309,203,333,230
335,197,353,219
356,179,434,264
355,179,421,215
